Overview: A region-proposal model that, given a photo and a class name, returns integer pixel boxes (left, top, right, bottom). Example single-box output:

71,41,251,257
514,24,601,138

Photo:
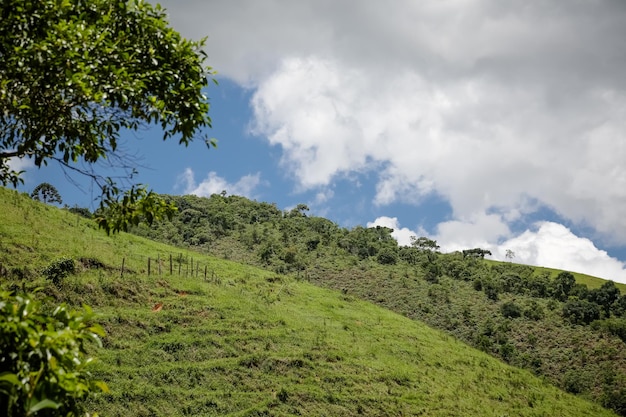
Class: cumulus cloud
7,157,34,176
160,0,626,258
367,216,416,247
176,168,261,198
368,215,626,283
496,222,626,284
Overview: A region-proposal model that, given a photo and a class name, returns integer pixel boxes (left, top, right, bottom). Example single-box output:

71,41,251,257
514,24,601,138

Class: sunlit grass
0,187,618,416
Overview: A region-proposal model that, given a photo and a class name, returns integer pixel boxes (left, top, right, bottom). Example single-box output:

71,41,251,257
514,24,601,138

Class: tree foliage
552,272,576,301
410,236,440,252
562,298,601,325
462,248,492,259
0,291,107,417
0,0,215,233
30,183,62,205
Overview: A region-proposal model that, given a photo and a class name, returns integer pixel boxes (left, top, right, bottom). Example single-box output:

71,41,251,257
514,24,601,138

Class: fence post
121,258,125,278
170,254,173,275
148,257,151,276
158,254,161,276
204,265,207,280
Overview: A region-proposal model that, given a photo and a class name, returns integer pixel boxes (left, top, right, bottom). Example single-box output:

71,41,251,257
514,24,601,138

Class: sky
11,0,626,283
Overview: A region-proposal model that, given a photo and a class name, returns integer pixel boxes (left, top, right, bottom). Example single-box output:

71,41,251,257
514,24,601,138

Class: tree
0,0,215,234
552,272,576,301
562,298,600,325
30,183,62,205
505,249,515,261
588,280,621,316
462,248,492,259
410,236,440,252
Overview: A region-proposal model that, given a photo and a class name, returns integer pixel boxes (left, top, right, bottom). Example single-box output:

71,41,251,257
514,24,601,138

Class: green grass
0,187,619,416
483,260,626,293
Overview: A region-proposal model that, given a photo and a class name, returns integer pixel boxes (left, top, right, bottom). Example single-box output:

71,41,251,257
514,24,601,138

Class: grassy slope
0,187,618,416
483,260,626,293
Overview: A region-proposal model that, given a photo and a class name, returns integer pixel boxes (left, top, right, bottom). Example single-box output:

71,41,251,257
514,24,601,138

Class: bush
0,291,107,416
42,258,75,286
591,318,626,343
562,299,600,325
601,386,626,416
484,280,499,301
501,301,522,319
563,370,591,394
376,248,398,265
68,206,93,219
523,300,545,321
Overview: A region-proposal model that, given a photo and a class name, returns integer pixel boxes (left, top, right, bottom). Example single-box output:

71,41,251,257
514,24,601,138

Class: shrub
601,386,626,416
562,299,600,325
501,301,522,319
499,342,516,362
0,291,107,416
588,281,621,316
68,206,93,219
484,280,499,301
563,370,591,394
523,300,545,321
42,258,75,286
552,272,576,301
376,248,398,265
591,318,626,343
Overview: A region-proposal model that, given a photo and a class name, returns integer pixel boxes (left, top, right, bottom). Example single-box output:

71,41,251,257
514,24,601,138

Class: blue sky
12,1,626,283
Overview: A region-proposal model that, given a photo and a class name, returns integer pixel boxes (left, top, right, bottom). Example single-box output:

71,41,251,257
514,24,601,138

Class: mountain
0,187,623,416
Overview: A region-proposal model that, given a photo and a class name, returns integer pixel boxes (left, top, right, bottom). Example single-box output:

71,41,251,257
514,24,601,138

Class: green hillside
129,192,626,416
0,187,620,416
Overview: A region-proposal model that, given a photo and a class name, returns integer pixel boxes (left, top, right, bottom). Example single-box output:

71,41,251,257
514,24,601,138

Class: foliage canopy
0,0,216,233
30,183,62,205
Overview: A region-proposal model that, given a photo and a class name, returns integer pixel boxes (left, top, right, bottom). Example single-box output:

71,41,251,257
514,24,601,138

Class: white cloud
176,168,261,199
496,222,626,284
367,216,415,247
433,213,511,253
369,215,626,283
7,157,34,175
161,0,626,248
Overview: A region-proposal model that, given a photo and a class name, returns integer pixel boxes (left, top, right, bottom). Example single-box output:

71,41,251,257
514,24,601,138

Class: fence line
118,252,219,282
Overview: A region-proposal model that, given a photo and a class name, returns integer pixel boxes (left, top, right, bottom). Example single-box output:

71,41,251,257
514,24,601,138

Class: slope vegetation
0,187,620,416
130,193,626,416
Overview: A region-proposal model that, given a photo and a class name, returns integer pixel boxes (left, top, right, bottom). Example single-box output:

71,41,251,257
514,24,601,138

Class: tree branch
0,150,21,159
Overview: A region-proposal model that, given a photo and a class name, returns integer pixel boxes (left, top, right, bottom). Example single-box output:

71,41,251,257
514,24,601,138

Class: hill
0,187,621,415
129,192,626,415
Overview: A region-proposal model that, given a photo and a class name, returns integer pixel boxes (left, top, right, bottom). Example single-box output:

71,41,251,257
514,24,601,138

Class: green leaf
28,398,61,413
93,380,110,393
0,372,20,386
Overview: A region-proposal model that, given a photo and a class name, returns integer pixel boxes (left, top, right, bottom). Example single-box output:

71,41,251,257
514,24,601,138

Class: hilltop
0,187,623,416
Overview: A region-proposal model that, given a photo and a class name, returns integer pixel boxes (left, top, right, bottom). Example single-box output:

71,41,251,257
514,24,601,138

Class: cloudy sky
18,0,626,283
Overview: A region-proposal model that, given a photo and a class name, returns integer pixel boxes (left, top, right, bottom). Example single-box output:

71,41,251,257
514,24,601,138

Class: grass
0,187,619,416
482,259,626,293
